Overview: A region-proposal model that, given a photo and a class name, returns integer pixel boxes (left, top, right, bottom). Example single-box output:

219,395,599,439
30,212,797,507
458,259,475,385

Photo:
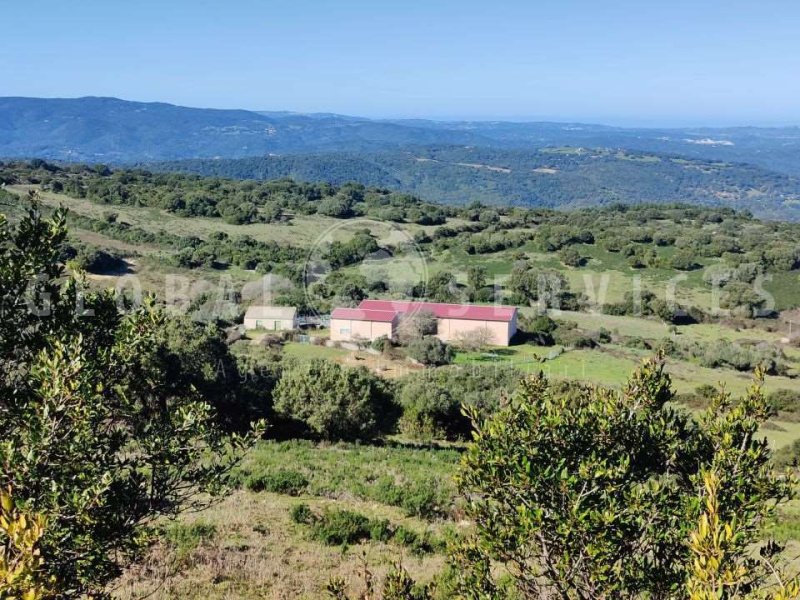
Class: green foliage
659,338,788,375
454,358,793,598
406,336,454,367
0,203,262,596
162,521,217,562
558,245,585,267
396,365,519,440
245,469,309,495
517,313,558,345
508,261,581,310
371,335,394,353
241,441,458,521
327,562,436,600
0,486,50,600
273,359,394,440
294,506,441,554
66,244,128,274
290,503,314,525
309,508,372,545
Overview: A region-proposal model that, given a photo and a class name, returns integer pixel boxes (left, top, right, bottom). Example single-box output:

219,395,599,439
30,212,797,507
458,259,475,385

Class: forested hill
2,96,800,176
155,146,800,221
0,96,489,161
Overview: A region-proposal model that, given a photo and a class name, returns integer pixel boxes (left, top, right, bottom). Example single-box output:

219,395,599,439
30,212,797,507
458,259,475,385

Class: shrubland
4,163,800,598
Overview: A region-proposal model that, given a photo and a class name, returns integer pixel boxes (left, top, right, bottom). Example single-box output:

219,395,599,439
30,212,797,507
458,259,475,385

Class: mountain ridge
2,96,800,175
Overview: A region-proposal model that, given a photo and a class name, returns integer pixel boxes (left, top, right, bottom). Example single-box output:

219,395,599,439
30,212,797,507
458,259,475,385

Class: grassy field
111,434,800,599
112,441,460,600
10,181,800,595
10,184,447,247
15,183,800,314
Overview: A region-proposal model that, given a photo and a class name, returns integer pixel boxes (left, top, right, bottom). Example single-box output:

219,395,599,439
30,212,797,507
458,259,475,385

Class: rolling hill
4,96,800,219
156,146,800,220
2,96,800,175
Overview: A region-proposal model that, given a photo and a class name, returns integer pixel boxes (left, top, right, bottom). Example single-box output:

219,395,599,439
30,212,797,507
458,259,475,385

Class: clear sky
2,0,799,126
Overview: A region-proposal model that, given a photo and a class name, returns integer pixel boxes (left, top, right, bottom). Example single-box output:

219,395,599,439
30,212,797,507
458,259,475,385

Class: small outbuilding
243,305,298,331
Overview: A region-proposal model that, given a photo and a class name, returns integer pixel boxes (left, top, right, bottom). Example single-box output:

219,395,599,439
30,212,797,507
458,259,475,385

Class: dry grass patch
112,490,447,600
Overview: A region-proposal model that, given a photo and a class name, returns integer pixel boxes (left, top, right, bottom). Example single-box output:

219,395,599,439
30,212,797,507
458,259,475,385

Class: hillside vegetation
158,145,800,220
3,96,800,177
5,160,800,598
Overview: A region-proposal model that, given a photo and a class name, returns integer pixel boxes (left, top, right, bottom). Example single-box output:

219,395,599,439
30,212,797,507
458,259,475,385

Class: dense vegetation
5,160,800,319
0,205,264,596
159,145,800,219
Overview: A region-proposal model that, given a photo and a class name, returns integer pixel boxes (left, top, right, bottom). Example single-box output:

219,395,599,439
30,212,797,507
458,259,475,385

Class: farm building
330,299,518,346
330,307,399,343
243,305,298,331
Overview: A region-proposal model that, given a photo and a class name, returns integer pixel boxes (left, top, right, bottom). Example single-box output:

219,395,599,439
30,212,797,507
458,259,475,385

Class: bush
454,358,793,597
273,359,395,440
163,521,217,561
768,389,800,417
370,476,452,520
292,505,441,555
552,326,597,349
369,518,394,543
517,313,558,346
396,366,517,440
310,508,372,545
371,335,393,353
558,246,585,267
290,503,314,524
774,439,800,469
406,336,454,366
68,246,128,274
399,482,446,520
245,469,308,495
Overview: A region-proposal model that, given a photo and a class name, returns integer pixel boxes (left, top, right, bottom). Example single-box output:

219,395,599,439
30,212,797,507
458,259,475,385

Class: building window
339,328,350,334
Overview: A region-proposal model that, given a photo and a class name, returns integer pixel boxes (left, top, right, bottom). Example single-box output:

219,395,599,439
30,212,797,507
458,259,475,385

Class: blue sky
2,0,799,125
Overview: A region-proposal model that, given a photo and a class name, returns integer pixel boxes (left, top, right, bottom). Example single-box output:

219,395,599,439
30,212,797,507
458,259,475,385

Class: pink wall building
330,300,518,346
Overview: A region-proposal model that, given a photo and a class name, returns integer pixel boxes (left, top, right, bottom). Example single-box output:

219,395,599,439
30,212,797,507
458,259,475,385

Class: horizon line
3,94,799,130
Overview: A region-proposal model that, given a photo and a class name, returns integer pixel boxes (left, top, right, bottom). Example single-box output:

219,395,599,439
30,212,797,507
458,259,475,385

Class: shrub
163,521,217,561
273,359,394,440
558,246,585,267
552,326,597,348
391,527,440,556
768,389,800,417
310,509,372,545
371,335,393,353
290,503,314,525
245,469,308,495
453,359,794,597
371,477,451,520
669,251,700,271
517,313,557,346
406,336,454,366
396,366,517,440
369,519,394,543
399,482,446,520
68,246,128,274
